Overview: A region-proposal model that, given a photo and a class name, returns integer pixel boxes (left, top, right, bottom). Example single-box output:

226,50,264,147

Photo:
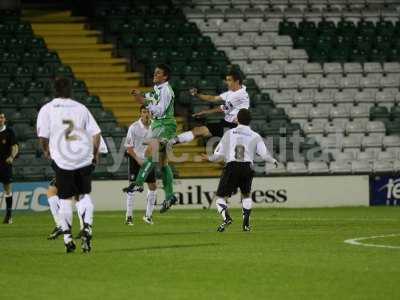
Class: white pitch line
344,234,400,249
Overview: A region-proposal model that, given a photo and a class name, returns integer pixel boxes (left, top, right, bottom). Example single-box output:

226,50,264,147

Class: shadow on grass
97,242,220,253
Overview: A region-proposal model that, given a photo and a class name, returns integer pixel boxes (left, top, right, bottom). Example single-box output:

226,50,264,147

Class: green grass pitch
1,207,399,300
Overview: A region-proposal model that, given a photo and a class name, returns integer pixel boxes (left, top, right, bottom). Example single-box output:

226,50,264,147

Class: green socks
161,165,174,199
135,158,155,186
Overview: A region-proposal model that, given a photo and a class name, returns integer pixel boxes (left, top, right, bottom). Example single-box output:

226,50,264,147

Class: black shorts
128,156,156,184
208,119,237,137
216,162,254,198
51,161,94,199
0,163,12,184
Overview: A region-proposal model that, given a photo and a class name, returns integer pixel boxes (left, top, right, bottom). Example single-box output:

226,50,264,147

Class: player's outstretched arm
192,107,223,118
190,88,221,103
130,89,145,105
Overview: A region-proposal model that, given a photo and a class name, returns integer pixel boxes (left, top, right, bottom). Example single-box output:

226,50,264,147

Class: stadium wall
0,176,370,211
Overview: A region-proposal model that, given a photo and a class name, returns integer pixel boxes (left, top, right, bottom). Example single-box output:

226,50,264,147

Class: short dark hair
54,77,72,98
237,108,251,125
156,63,171,80
226,69,243,84
139,105,147,111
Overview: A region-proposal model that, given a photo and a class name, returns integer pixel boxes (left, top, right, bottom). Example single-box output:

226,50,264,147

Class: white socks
216,198,228,220
126,192,134,218
59,199,73,243
47,195,61,227
75,201,84,230
77,194,94,228
242,198,252,210
177,131,194,144
146,190,157,218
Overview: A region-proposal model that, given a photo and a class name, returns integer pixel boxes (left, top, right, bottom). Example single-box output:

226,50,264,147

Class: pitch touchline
344,233,400,249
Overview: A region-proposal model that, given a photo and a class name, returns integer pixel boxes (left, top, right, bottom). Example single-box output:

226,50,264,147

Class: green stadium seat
370,106,390,121
390,106,400,120
357,20,376,37
279,21,297,37
6,80,25,97
0,97,16,108
267,107,288,122
54,65,74,78
33,66,53,79
17,96,38,109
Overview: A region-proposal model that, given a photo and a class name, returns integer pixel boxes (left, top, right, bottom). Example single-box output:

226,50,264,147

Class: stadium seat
287,162,307,174
351,160,372,173
308,161,329,174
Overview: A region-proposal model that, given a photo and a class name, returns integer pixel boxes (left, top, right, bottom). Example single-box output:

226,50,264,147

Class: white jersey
37,98,101,170
124,119,150,159
210,125,276,164
219,85,250,123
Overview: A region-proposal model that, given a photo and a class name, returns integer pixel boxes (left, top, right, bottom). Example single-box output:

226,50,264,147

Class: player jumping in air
123,64,177,213
167,69,250,150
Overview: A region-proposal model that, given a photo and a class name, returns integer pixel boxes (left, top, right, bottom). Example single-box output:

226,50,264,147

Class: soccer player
0,112,18,224
46,137,108,240
202,108,277,232
37,77,101,253
124,64,177,213
124,105,157,225
168,69,250,149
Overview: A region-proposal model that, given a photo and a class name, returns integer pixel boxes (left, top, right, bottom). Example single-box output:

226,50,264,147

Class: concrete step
75,72,141,80
85,79,140,88
70,65,127,73
65,58,127,65
89,87,149,94
22,10,86,23
33,30,102,37
46,43,114,51
31,23,87,31
57,51,113,59
43,36,99,44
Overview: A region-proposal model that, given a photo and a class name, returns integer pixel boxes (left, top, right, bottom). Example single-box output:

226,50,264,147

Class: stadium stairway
22,9,221,177
22,9,146,126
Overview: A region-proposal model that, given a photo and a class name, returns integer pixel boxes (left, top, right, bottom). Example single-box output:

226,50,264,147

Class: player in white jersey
46,136,108,240
202,108,277,232
37,77,101,253
124,105,157,225
167,69,250,149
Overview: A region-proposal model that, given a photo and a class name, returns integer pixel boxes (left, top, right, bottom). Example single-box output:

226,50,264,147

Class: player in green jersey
123,64,177,213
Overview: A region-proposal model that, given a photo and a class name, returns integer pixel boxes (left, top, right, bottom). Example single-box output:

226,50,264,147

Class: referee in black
0,111,18,224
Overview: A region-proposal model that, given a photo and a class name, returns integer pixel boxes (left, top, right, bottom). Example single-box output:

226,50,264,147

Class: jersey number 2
235,145,245,160
63,120,78,141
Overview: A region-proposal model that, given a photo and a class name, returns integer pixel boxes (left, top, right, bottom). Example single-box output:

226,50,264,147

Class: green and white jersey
144,81,177,140
144,81,176,129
